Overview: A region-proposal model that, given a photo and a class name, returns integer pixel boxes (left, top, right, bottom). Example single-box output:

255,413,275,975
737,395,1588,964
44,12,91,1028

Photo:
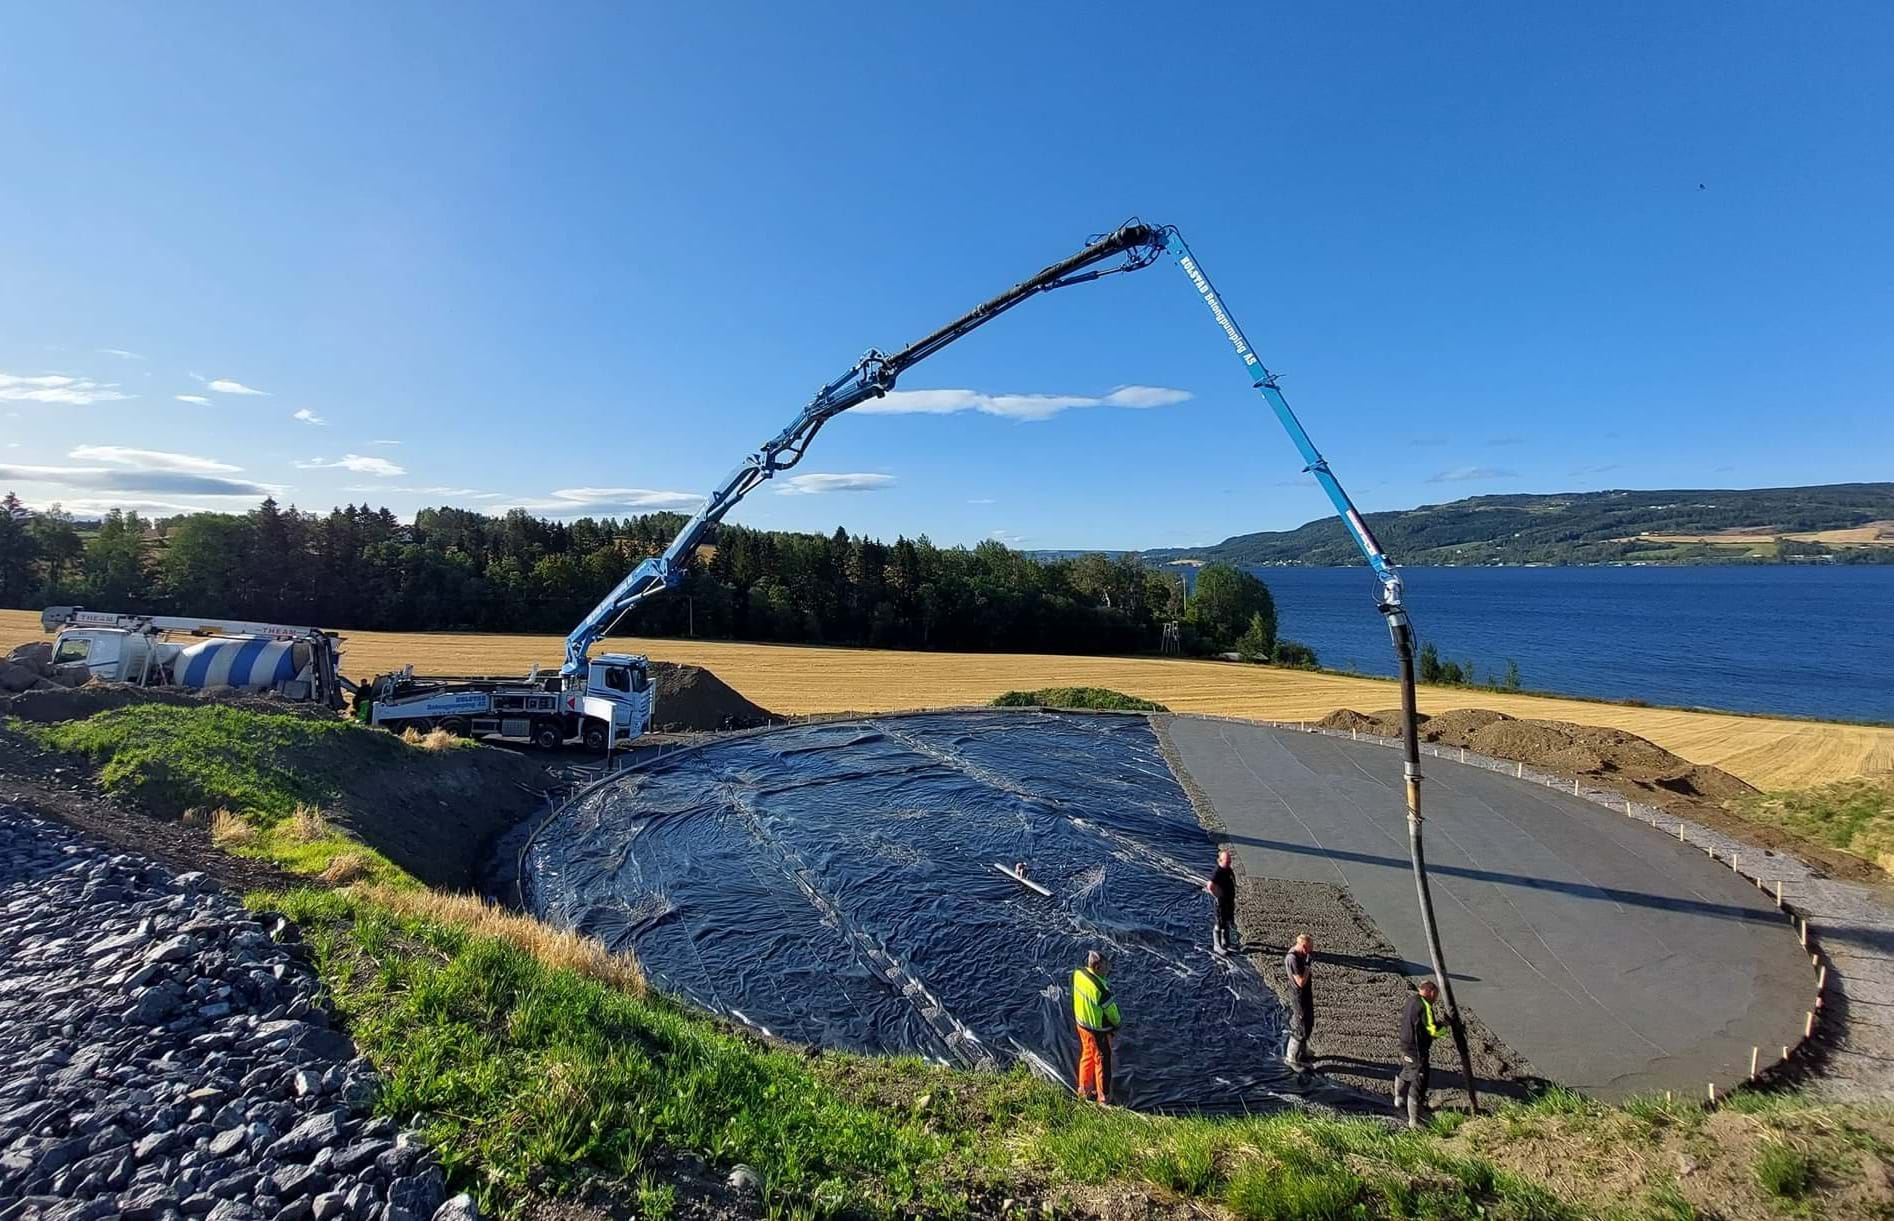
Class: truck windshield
52,638,91,664
604,666,629,692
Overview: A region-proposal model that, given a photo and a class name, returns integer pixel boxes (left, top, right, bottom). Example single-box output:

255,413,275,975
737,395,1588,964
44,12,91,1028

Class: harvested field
4,608,1890,788
1641,520,1894,547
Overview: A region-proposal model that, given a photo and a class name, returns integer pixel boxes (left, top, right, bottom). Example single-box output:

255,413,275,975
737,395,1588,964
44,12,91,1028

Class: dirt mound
0,641,91,696
0,680,336,725
650,662,775,732
1420,707,1511,742
1312,705,1791,856
1315,708,1420,736
1314,708,1386,734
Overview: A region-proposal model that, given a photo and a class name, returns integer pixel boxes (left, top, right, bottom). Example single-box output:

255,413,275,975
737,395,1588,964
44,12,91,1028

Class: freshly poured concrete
1164,716,1812,1100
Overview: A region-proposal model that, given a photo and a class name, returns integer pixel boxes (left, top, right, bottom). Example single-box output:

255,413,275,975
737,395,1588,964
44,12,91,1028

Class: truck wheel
437,717,468,738
582,721,608,752
531,721,563,751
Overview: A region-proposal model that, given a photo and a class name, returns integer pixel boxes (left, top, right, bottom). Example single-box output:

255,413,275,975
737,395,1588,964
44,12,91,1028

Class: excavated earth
1314,706,1881,882
647,663,776,733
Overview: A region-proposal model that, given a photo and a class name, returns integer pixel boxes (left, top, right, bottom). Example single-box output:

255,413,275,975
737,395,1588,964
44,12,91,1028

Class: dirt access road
5,609,1889,789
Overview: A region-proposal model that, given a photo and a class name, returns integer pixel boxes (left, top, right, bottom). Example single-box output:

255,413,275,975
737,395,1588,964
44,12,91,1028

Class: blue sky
2,4,1889,550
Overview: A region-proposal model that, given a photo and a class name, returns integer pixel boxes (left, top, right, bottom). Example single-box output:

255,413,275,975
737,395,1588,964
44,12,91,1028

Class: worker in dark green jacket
1394,978,1445,1128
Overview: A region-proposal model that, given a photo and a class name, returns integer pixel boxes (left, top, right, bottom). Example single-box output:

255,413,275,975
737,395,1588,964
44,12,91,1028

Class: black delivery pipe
1387,605,1481,1114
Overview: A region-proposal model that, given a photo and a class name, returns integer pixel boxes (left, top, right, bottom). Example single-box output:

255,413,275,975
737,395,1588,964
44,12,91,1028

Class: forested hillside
1147,483,1894,566
0,493,1198,655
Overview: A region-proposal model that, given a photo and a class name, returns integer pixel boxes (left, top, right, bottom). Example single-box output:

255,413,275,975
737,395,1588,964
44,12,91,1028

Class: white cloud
369,439,402,446
0,372,134,407
175,394,211,405
967,497,996,505
206,378,269,396
1427,465,1517,483
776,472,896,496
859,384,1191,422
31,497,218,517
0,462,272,496
988,529,1030,546
293,409,327,426
294,454,406,477
501,487,706,517
343,484,507,499
68,446,241,474
97,348,145,360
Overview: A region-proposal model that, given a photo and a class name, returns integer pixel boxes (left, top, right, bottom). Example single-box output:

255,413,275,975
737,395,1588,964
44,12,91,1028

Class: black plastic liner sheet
522,710,1353,1112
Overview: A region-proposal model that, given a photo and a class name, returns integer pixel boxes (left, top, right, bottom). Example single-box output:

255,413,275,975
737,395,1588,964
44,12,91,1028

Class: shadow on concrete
1221,831,1785,926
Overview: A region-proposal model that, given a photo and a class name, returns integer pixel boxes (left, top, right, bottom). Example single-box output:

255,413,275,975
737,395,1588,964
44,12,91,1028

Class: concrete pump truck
368,219,1414,754
360,221,1185,749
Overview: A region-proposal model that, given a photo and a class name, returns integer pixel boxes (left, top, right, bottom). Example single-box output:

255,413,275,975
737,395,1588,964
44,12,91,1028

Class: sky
2,4,1890,551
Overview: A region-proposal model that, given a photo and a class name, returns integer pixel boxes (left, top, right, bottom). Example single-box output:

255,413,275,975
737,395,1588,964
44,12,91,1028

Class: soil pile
649,662,775,732
1316,706,1755,805
0,678,335,725
0,641,90,696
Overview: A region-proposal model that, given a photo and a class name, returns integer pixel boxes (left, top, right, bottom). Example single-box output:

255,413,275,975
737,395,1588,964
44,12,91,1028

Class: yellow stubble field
4,607,1889,790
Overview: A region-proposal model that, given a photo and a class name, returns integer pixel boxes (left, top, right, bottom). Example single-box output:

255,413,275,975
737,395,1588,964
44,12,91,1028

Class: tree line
0,493,1302,663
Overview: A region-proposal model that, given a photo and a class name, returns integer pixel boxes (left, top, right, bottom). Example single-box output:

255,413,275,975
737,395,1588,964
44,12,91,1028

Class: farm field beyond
7,608,1889,789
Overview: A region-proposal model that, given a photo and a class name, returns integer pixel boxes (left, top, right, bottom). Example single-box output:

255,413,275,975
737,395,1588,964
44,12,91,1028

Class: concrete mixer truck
38,607,346,708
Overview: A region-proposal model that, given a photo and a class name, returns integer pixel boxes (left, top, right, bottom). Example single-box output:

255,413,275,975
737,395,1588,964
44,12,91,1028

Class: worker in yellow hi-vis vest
1072,950,1122,1104
1395,978,1446,1128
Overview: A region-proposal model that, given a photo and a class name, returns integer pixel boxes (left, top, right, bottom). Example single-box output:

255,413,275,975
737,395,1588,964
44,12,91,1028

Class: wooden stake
1806,1011,1816,1037
1802,920,1810,949
1750,1047,1759,1080
1775,880,1783,907
1783,1046,1791,1062
1819,966,1828,993
1707,1082,1716,1103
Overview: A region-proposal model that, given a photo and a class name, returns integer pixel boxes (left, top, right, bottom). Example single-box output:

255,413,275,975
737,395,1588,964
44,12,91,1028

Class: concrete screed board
1163,715,1812,1100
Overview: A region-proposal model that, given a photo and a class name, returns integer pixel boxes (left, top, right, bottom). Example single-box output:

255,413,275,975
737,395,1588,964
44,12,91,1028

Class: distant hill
1142,483,1894,567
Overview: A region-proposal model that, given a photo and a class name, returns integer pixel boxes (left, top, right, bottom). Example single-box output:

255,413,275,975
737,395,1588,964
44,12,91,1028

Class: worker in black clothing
1394,978,1445,1128
1204,849,1239,955
1282,932,1315,1071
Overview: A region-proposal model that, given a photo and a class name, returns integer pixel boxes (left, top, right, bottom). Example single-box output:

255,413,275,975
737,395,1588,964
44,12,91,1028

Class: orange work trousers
1076,1027,1114,1101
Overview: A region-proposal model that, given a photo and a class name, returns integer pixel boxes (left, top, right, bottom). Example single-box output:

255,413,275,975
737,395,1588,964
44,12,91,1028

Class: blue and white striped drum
173,638,311,691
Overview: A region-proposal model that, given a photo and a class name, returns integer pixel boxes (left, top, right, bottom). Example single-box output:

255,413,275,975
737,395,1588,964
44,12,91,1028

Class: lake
1236,565,1894,723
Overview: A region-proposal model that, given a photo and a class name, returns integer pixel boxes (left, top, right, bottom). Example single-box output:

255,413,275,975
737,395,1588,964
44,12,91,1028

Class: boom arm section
1164,233,1402,610
1165,232,1478,1113
561,222,1171,674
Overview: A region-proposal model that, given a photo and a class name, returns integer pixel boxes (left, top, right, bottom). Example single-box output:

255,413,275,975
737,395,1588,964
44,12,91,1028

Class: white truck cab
50,627,176,685
576,654,655,748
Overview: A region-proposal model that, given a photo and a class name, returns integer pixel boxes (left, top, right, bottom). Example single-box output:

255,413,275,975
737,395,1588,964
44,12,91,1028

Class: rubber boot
1405,1092,1423,1130
1284,1037,1304,1071
1213,926,1228,956
1392,1075,1407,1111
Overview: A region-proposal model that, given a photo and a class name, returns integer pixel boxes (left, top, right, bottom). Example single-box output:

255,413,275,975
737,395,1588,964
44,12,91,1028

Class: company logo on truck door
1179,255,1254,364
